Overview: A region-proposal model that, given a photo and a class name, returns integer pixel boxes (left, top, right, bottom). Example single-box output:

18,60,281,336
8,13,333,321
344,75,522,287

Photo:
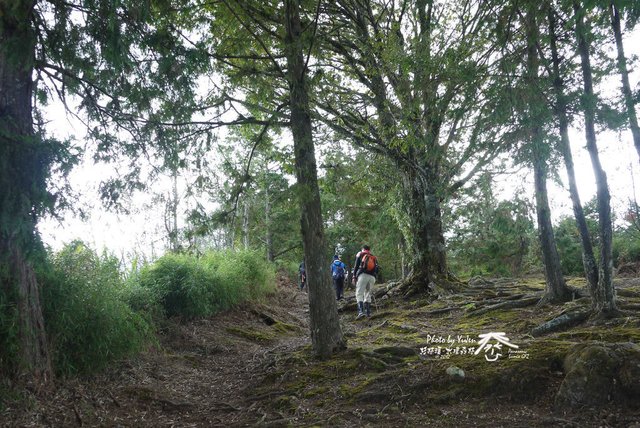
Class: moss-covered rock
555,342,640,408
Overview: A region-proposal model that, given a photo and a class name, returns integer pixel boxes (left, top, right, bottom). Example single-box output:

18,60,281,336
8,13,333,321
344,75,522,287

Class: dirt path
2,276,311,427
4,276,640,427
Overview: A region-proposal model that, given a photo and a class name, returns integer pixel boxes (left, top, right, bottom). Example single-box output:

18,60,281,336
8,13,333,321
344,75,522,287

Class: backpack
332,262,345,279
361,253,377,274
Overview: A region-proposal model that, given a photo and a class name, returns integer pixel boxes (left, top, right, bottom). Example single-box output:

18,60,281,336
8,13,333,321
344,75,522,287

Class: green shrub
138,249,276,319
40,241,153,375
613,228,640,266
274,258,300,283
211,250,275,300
137,253,217,319
554,217,586,276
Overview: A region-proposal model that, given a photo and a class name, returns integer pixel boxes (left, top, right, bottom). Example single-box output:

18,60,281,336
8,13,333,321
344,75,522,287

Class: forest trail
2,273,310,427
4,274,640,427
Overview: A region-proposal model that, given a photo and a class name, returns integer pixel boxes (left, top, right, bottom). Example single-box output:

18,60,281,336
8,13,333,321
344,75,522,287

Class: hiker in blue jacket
330,255,347,300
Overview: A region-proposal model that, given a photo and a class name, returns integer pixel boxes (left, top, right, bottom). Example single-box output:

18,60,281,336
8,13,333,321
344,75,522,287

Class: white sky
38,19,640,261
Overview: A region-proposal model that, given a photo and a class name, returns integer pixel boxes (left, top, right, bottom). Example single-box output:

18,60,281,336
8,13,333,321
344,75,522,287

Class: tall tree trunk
242,197,250,250
167,168,179,252
526,5,572,303
533,156,573,302
574,1,618,316
226,218,235,249
284,0,345,358
610,0,640,163
398,164,449,293
264,177,274,262
399,236,409,279
0,0,52,383
548,6,599,291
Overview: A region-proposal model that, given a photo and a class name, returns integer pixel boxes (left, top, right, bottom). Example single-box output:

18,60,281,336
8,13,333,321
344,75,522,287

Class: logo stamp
419,332,529,362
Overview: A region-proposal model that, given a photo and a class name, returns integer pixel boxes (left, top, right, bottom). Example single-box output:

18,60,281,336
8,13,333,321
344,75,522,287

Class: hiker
299,260,306,291
331,255,347,300
352,245,379,318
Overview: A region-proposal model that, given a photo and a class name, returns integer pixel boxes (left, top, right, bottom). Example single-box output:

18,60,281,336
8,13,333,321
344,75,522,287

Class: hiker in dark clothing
299,261,306,291
330,255,347,300
352,245,379,318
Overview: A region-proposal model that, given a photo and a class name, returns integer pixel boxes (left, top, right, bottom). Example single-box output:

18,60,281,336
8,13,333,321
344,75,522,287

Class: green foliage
137,249,276,319
3,242,277,378
447,177,536,277
320,151,405,281
205,250,276,300
613,228,640,266
554,217,586,275
39,241,153,375
137,253,217,319
554,200,601,275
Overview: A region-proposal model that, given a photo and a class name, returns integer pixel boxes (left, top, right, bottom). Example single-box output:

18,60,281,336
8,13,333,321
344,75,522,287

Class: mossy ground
3,275,640,426
245,276,640,426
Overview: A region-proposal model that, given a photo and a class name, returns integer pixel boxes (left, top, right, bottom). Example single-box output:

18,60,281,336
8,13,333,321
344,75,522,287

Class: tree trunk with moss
574,1,618,316
0,0,52,383
284,0,345,358
398,164,449,294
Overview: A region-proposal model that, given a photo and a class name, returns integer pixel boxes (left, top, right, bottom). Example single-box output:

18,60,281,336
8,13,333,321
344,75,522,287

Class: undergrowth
0,242,277,380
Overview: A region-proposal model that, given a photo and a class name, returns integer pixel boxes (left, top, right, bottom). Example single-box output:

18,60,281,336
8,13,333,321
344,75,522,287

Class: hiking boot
356,302,365,319
364,302,371,317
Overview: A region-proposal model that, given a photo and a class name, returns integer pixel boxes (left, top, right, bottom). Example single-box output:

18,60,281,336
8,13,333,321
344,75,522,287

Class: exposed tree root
398,273,464,299
616,289,640,298
530,309,591,337
470,293,527,307
337,282,399,313
537,286,586,306
423,307,458,316
467,295,541,316
619,303,640,311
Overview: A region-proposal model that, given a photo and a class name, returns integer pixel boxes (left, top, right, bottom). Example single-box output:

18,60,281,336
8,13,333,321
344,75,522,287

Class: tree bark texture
526,6,572,303
284,0,345,358
0,0,52,383
533,156,573,302
610,1,640,163
397,163,449,293
548,6,599,291
574,1,618,315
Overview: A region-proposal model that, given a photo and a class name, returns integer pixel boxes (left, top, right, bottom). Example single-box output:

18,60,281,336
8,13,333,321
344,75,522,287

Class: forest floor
3,273,640,427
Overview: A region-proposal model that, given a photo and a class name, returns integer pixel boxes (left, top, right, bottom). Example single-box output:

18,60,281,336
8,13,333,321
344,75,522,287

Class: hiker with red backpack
352,245,379,319
330,255,347,300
